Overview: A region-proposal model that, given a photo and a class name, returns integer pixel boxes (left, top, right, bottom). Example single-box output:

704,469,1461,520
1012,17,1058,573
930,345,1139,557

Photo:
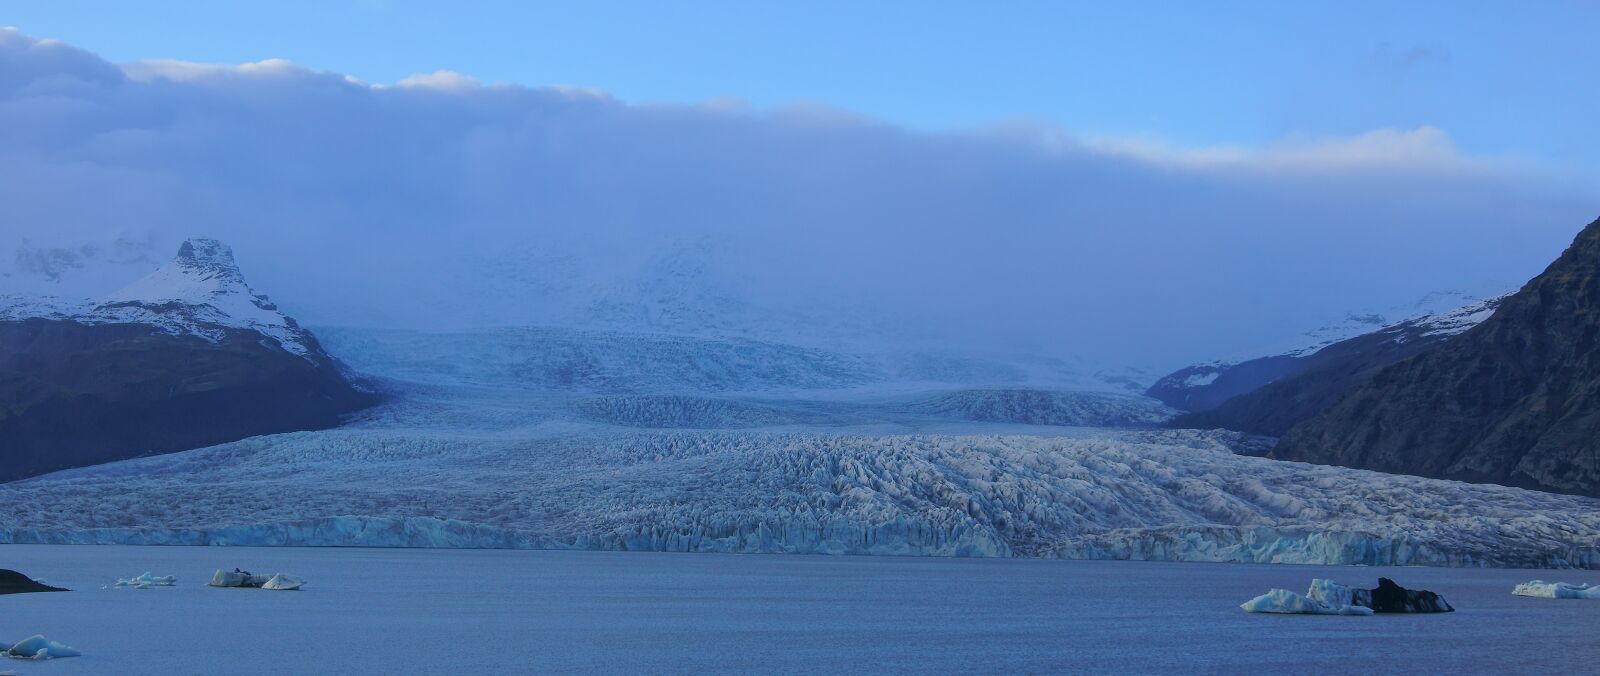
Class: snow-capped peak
106,238,274,311
1,238,313,358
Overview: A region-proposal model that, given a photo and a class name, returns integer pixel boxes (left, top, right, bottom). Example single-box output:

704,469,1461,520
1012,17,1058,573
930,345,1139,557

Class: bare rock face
0,239,374,483
1274,216,1600,497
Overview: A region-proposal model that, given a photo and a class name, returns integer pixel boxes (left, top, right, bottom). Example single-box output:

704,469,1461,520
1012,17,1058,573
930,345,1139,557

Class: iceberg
4,635,81,660
209,569,273,588
1513,581,1600,599
1243,577,1452,615
1235,586,1376,618
1305,578,1357,608
114,572,176,589
1240,587,1373,615
210,569,303,590
261,574,304,591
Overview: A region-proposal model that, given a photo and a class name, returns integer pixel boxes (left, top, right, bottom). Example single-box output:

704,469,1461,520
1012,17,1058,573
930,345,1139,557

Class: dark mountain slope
1171,297,1502,436
0,239,373,482
1274,216,1600,496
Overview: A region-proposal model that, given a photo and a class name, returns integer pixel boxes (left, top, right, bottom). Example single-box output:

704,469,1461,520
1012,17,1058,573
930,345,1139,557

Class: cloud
0,29,1594,368
394,69,480,90
1073,126,1473,172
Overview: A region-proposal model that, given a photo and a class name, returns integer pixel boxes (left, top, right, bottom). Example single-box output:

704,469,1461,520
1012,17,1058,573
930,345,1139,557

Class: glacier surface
2,325,1597,569
3,404,1597,567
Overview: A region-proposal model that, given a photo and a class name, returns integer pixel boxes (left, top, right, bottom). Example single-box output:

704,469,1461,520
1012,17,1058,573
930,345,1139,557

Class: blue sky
7,0,1599,174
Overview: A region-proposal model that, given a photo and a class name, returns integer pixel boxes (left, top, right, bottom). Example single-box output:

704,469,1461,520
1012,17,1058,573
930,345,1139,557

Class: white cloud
1017,125,1475,174
394,69,480,90
0,29,1594,368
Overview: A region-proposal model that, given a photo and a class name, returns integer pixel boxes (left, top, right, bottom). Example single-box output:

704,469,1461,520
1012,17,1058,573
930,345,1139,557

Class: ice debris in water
1513,581,1600,599
262,574,304,591
4,635,81,660
1240,581,1374,616
210,569,303,590
114,572,176,589
1243,577,1452,614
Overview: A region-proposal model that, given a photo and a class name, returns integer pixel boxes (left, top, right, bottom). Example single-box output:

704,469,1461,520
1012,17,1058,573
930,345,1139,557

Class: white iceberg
4,635,81,660
1306,578,1358,607
210,569,303,590
1513,580,1600,599
261,574,303,591
209,569,272,588
114,572,176,589
1240,589,1373,615
1242,579,1374,615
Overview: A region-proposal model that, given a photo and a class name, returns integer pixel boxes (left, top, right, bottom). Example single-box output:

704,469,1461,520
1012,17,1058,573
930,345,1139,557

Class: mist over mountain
2,27,1595,369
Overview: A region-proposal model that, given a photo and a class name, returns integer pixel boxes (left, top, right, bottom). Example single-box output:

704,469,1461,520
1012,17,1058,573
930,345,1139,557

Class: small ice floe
4,635,81,660
209,568,304,590
114,572,177,589
261,573,304,591
1240,583,1373,616
1513,581,1600,599
1243,577,1452,615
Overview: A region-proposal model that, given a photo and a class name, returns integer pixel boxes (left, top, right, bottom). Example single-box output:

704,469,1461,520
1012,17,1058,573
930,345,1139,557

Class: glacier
2,325,1597,568
2,414,1597,566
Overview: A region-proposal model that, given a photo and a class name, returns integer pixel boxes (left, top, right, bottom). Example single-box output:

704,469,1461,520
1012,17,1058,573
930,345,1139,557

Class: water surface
2,545,1595,674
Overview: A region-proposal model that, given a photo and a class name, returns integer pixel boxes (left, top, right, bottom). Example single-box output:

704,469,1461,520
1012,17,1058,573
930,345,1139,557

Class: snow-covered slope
0,238,315,358
1148,293,1506,414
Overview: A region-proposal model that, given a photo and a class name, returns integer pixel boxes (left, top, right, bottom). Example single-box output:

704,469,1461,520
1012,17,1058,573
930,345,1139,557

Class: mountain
1148,291,1500,414
1274,216,1600,496
1163,296,1503,436
0,238,373,482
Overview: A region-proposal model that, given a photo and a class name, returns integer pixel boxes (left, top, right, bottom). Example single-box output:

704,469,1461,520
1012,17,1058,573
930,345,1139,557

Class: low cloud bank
1,28,1593,368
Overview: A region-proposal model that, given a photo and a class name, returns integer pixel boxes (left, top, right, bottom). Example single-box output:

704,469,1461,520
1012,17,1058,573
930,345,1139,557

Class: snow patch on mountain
1271,289,1506,360
0,239,315,358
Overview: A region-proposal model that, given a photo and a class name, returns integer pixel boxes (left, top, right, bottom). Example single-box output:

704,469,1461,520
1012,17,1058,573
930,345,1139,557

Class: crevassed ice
2,420,1597,568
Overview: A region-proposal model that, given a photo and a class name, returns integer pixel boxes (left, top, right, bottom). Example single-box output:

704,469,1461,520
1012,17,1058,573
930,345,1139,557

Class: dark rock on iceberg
1355,577,1455,613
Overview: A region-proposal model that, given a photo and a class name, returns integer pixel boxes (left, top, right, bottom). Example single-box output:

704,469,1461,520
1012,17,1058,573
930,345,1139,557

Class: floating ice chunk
210,569,302,590
1513,581,1600,599
1239,588,1372,615
261,574,303,591
209,569,272,588
114,572,176,589
4,635,81,660
1306,578,1356,608
1245,578,1450,614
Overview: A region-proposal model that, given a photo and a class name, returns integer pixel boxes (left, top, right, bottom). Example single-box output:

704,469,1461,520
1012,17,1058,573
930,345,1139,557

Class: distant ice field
2,545,1598,675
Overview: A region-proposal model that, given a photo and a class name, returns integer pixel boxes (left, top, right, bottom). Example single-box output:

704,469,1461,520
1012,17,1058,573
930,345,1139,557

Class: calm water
2,545,1596,674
